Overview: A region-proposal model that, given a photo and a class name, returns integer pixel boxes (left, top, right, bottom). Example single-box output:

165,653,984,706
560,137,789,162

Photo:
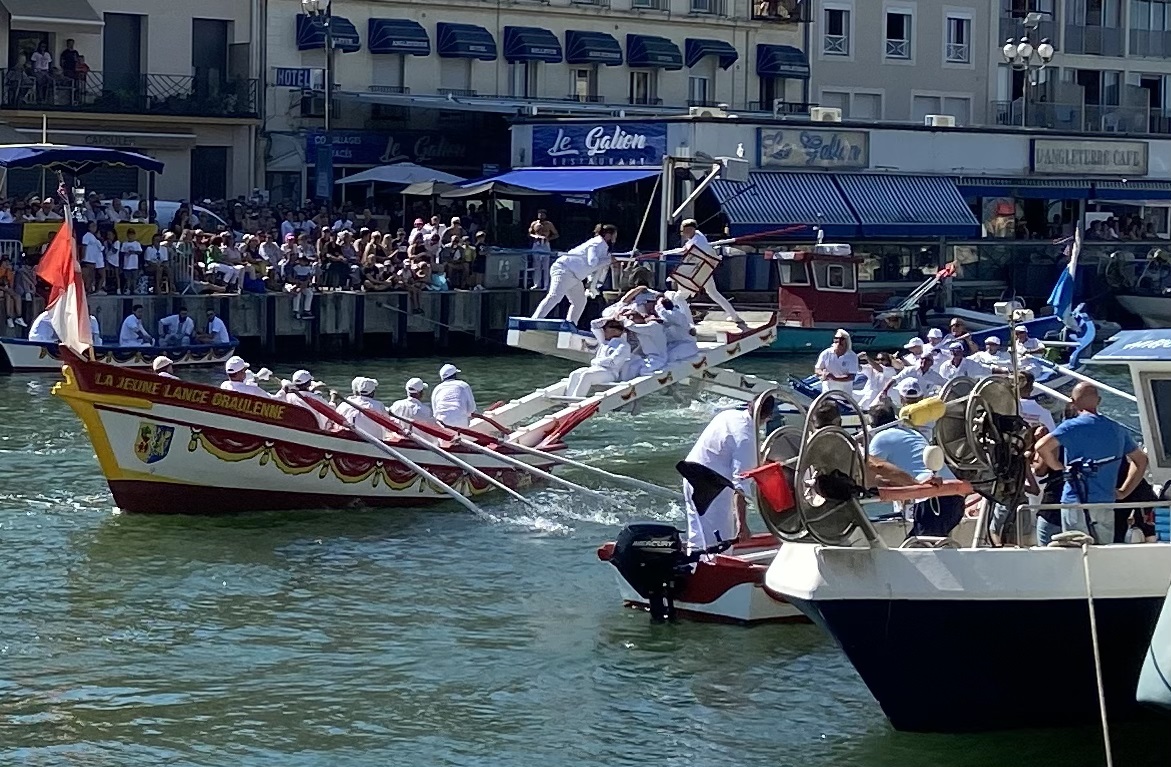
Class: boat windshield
811,259,856,293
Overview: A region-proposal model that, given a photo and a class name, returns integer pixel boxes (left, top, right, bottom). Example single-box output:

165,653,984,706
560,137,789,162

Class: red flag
740,462,794,511
34,219,92,356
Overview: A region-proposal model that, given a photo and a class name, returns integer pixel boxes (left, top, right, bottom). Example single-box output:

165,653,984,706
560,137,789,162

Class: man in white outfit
152,356,179,380
657,294,698,362
118,305,153,347
28,309,57,342
814,329,859,395
679,219,745,329
336,376,391,438
220,356,272,397
682,393,775,554
430,363,477,428
530,224,617,324
938,342,989,380
158,307,195,347
623,314,668,376
565,318,631,397
390,377,441,430
279,369,333,429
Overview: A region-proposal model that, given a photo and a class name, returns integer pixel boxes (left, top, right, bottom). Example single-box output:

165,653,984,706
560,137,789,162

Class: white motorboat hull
1115,294,1171,329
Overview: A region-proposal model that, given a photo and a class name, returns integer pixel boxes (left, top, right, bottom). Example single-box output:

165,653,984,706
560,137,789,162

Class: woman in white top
530,224,616,325
144,232,172,294
814,329,860,396
80,221,105,294
856,352,897,411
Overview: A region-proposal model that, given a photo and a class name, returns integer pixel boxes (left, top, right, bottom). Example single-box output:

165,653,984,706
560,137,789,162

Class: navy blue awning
956,176,1090,200
685,38,738,69
503,26,563,63
0,144,164,174
710,172,858,238
756,44,810,79
626,34,683,70
835,175,980,238
436,22,497,61
479,167,658,193
368,18,430,56
296,14,361,53
1093,180,1171,200
565,30,623,65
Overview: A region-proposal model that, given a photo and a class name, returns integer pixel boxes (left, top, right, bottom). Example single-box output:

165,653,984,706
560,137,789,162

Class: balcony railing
564,93,605,103
0,70,258,117
752,0,811,23
885,39,910,58
631,0,668,10
438,87,478,97
368,85,410,95
690,0,727,16
747,100,816,115
629,96,664,105
991,99,1171,135
823,34,849,55
945,42,970,63
571,0,609,6
1130,29,1171,58
1063,24,1124,56
998,16,1058,48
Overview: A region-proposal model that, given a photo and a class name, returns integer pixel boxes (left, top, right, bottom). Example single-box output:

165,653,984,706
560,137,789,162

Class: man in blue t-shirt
866,402,962,538
1035,383,1148,544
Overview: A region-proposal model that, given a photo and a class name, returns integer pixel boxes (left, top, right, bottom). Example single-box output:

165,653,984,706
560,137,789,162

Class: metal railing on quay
0,69,258,117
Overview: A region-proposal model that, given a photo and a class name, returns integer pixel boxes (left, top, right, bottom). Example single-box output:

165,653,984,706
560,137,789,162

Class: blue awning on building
684,38,738,70
503,26,563,63
1092,180,1171,200
296,14,361,53
756,44,810,79
368,18,430,56
436,22,497,61
626,34,683,70
564,30,623,65
835,175,981,238
710,172,858,238
477,167,658,193
956,176,1091,200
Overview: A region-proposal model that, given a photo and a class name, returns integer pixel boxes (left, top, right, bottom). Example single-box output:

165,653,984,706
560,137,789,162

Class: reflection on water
0,354,1153,766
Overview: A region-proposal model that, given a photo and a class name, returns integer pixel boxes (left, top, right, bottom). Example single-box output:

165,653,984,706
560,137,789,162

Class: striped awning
625,34,683,70
296,14,361,53
436,22,497,61
1092,180,1171,200
835,175,980,238
685,38,738,69
756,44,809,79
956,176,1091,200
565,30,623,65
710,172,858,238
503,26,563,63
368,18,430,55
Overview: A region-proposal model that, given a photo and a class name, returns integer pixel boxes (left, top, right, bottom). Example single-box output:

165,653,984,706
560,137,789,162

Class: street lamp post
302,0,333,212
1001,27,1055,128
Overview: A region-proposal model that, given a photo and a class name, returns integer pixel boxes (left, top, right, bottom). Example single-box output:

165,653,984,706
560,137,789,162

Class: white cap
406,377,428,393
291,369,313,386
439,363,460,380
151,356,173,372
225,355,249,375
681,218,698,228
926,328,943,339
949,342,965,353
351,376,378,395
984,336,1001,345
903,337,924,350
897,378,921,397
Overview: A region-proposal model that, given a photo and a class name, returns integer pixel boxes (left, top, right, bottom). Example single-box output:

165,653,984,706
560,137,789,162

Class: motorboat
1,336,238,372
764,333,1171,733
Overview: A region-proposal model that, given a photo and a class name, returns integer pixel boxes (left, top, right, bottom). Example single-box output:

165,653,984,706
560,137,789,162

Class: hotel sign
1031,139,1149,176
758,128,869,170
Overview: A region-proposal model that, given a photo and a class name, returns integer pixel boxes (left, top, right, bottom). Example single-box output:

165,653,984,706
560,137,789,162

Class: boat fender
899,397,947,427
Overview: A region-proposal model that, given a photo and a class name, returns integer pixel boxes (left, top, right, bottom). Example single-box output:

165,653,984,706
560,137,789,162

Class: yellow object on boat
899,397,947,427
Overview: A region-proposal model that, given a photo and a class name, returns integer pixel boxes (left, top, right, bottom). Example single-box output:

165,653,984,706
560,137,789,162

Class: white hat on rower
926,328,943,340
291,369,313,386
439,363,460,381
681,218,698,228
225,355,249,375
984,336,1002,345
406,377,428,394
151,356,173,372
351,376,378,395
903,337,924,350
896,378,922,398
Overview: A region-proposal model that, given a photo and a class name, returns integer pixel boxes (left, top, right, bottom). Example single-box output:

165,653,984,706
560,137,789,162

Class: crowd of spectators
4,38,90,106
1085,214,1164,241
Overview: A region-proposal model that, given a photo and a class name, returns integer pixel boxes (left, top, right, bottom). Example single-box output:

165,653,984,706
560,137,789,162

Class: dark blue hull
788,595,1164,733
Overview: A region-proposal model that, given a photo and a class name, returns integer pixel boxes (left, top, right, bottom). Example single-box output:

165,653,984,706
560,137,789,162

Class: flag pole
56,171,95,361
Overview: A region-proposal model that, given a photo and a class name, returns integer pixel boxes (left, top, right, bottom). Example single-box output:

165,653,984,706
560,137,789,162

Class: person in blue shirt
866,401,963,538
1035,382,1148,545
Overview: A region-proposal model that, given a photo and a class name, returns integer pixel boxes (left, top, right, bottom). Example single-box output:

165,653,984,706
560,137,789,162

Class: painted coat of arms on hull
134,422,175,464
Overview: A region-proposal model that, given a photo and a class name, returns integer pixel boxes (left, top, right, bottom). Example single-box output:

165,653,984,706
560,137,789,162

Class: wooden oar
496,439,684,502
340,397,531,506
348,400,612,502
289,391,486,516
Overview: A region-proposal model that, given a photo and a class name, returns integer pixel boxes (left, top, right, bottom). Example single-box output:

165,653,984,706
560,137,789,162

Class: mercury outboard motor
609,522,733,622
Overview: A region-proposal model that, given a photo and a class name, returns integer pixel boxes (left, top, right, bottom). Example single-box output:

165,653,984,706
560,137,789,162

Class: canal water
0,353,1157,766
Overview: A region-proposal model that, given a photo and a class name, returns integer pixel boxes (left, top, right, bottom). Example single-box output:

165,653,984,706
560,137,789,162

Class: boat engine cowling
609,522,691,622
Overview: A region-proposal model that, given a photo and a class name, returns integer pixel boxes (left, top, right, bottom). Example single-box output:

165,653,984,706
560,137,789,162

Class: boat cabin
772,243,872,327
1089,329,1171,488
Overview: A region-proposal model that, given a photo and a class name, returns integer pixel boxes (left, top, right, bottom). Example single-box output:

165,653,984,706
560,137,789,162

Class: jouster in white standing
430,363,477,428
679,220,745,329
530,224,617,325
814,329,859,395
565,318,631,397
681,393,775,555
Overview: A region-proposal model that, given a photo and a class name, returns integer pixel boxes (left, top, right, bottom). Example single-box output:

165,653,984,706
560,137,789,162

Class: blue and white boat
0,336,238,372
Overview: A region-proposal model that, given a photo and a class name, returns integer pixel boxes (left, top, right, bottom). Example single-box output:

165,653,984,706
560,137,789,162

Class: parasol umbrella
401,180,460,197
439,180,544,199
335,163,464,186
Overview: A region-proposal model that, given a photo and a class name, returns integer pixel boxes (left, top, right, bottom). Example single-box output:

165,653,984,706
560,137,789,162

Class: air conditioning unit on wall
924,114,957,127
809,107,843,122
